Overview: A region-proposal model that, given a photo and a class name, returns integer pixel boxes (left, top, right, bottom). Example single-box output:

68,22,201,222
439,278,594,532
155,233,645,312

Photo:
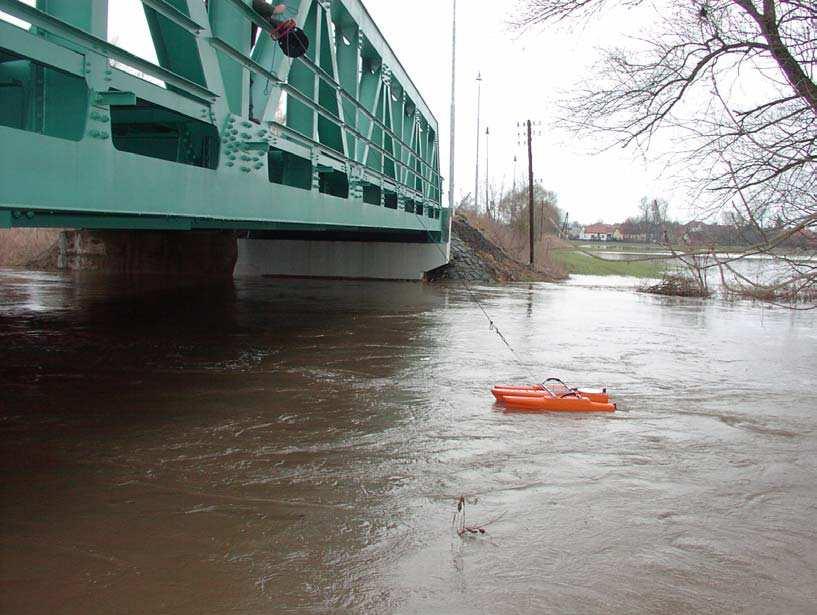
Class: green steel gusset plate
0,0,447,240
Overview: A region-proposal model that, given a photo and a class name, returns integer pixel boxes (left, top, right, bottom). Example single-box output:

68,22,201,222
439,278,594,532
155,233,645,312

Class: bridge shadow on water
0,270,454,614
0,270,449,428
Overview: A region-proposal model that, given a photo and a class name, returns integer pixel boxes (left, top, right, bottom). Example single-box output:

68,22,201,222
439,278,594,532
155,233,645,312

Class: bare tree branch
516,0,817,304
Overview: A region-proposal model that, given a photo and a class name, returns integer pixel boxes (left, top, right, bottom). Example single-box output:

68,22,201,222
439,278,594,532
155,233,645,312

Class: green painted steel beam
339,0,436,125
0,126,444,234
143,0,211,93
140,0,205,34
268,118,430,204
5,211,193,230
0,19,85,78
1,207,443,239
95,91,137,106
209,0,251,116
294,53,440,181
230,0,440,184
221,0,271,32
0,0,218,102
211,36,437,195
106,65,212,123
38,0,109,40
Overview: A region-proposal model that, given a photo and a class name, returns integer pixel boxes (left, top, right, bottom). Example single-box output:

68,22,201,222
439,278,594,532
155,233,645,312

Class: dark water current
1,270,816,614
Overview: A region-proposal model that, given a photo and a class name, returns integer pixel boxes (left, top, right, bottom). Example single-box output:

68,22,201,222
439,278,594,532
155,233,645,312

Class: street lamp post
474,72,482,213
485,126,490,219
448,0,456,212
527,119,535,267
513,154,517,195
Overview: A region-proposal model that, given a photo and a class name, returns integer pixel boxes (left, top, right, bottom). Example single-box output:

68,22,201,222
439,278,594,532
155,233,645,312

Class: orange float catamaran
492,379,617,413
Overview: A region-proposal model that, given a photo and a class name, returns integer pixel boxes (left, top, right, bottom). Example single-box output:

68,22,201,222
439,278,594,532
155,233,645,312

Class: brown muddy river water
1,271,816,614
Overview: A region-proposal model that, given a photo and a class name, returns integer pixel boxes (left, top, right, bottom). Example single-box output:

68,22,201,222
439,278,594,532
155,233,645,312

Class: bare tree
497,183,560,237
638,196,670,241
515,0,817,304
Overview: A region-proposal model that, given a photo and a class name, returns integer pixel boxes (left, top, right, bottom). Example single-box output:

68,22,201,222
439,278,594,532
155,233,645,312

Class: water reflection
1,270,816,614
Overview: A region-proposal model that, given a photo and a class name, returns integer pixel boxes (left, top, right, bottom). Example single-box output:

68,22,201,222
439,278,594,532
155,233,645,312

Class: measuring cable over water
413,211,618,411
412,211,537,381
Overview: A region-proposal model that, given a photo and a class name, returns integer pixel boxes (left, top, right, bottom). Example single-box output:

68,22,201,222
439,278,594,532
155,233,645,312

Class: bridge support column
234,238,450,281
58,230,237,275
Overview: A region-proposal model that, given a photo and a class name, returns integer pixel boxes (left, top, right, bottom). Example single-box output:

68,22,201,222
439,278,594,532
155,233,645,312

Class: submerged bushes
641,274,712,298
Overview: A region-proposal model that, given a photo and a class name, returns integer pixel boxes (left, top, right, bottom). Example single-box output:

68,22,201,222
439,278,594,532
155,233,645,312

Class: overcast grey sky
363,0,678,224
2,0,682,223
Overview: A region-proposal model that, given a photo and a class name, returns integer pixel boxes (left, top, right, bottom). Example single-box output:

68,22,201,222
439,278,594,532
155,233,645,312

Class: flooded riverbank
1,270,816,614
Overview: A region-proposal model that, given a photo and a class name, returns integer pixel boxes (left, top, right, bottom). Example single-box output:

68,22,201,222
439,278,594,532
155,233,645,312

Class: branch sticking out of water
452,496,506,538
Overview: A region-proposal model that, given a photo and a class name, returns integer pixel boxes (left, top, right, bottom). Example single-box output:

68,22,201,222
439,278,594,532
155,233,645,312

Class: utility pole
474,72,482,213
485,126,490,219
527,119,535,267
448,0,456,212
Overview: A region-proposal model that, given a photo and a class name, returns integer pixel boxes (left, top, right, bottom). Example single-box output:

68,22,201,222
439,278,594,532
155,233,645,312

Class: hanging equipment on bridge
271,19,309,58
252,0,310,59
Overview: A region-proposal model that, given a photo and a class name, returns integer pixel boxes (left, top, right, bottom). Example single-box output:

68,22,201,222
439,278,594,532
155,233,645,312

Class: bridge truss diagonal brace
179,0,230,120
141,0,205,35
0,0,218,103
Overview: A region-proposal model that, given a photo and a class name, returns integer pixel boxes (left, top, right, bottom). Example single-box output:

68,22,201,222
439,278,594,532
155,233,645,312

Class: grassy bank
550,248,668,278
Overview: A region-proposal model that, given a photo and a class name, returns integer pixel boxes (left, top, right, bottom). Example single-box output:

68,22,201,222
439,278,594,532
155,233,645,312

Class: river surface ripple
1,271,816,614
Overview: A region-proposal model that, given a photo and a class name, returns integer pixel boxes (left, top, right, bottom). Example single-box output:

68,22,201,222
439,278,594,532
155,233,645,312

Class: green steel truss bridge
0,0,448,269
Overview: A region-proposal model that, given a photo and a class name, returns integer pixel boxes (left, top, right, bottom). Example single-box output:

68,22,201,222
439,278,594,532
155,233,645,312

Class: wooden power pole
526,120,535,267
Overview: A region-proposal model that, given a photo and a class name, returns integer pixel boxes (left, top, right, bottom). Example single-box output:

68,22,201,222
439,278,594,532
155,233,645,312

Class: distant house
679,221,733,245
684,221,706,235
567,223,585,240
581,224,616,241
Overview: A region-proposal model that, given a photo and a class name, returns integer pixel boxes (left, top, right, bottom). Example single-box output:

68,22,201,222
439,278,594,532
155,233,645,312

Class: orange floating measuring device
492,379,616,413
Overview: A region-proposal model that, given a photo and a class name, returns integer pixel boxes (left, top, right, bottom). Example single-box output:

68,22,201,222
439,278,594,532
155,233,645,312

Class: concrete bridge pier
58,231,238,276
